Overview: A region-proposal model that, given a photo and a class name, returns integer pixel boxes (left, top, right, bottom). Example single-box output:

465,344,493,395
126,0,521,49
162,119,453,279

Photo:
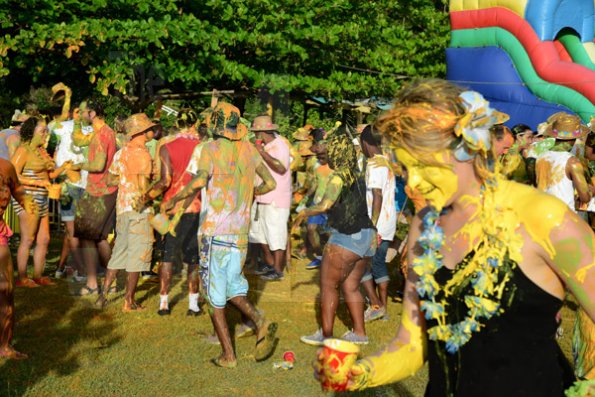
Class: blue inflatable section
446,47,573,129
525,0,595,42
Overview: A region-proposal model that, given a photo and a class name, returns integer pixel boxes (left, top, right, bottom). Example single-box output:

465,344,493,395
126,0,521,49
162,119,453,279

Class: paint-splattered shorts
107,211,154,272
199,235,248,309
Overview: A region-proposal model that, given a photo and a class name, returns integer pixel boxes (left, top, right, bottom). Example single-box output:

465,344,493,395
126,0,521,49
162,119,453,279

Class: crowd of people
0,79,592,395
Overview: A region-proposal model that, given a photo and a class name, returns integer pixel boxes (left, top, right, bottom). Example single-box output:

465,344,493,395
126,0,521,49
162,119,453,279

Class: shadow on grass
0,281,122,397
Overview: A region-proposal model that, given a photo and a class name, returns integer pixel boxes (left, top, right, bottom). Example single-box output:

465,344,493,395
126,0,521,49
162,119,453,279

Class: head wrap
453,91,509,161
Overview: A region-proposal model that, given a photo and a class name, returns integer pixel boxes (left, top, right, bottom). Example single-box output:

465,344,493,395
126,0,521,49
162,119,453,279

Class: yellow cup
48,184,62,200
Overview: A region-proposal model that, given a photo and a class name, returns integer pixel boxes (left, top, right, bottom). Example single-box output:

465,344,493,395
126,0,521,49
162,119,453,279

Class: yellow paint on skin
395,148,458,212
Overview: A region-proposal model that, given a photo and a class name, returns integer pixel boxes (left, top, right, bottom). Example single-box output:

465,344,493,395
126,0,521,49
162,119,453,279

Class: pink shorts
0,221,13,246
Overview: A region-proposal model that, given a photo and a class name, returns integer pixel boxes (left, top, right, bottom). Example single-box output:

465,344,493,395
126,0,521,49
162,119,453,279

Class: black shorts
158,213,200,265
74,191,117,241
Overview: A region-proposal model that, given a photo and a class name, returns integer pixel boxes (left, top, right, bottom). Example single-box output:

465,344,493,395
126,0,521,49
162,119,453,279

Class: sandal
0,347,28,360
211,356,237,368
255,321,279,362
78,285,99,296
15,278,39,288
95,295,108,309
33,277,56,286
122,302,145,313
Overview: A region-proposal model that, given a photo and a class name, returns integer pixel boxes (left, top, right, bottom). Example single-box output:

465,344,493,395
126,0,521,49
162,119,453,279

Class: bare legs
319,244,368,338
16,212,51,281
0,246,25,359
80,239,111,290
261,244,285,274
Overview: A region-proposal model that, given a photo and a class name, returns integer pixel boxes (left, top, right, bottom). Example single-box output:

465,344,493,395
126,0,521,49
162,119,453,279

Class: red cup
255,139,263,146
283,351,295,363
317,338,360,392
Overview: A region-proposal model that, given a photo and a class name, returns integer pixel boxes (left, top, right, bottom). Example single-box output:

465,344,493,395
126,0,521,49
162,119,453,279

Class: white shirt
49,119,93,189
365,155,396,241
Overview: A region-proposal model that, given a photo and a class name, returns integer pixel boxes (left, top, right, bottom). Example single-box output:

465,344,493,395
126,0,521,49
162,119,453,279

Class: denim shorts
361,239,390,284
307,213,327,225
60,184,85,222
328,228,376,258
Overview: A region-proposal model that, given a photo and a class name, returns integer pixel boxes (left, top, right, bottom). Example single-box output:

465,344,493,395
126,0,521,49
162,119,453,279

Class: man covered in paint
168,102,278,368
96,113,155,312
142,109,204,316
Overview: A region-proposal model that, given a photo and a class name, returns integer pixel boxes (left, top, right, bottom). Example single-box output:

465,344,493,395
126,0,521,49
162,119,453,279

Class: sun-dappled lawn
0,239,578,397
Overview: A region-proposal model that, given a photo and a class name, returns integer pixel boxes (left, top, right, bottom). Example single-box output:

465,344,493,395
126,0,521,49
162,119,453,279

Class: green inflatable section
558,31,595,71
451,27,594,122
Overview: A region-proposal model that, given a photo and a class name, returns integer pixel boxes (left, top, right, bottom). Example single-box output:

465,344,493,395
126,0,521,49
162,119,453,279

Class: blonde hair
376,79,493,181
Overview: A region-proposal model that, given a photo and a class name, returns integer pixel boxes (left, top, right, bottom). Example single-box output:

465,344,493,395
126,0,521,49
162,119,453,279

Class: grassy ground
0,236,578,397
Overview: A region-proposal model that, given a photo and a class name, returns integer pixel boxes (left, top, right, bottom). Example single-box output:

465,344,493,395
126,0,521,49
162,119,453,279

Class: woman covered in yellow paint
317,79,595,396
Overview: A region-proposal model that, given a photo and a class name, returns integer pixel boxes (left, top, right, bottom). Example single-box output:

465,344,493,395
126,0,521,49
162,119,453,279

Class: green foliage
0,0,450,112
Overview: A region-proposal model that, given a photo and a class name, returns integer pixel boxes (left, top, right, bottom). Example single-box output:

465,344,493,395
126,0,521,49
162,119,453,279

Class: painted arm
256,144,287,175
547,210,595,321
586,145,595,162
254,162,276,196
6,134,20,160
48,162,70,179
343,216,427,390
144,145,172,202
51,83,72,122
11,147,49,188
166,170,208,211
293,175,342,229
567,157,591,205
370,188,382,226
9,163,35,214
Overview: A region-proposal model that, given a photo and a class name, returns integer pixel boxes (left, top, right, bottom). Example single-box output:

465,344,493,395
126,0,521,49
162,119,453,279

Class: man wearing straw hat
249,115,292,281
95,113,155,312
536,112,592,213
168,102,279,368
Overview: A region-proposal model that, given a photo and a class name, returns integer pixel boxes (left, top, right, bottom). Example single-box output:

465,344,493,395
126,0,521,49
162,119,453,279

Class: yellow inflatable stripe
450,0,526,17
583,42,595,64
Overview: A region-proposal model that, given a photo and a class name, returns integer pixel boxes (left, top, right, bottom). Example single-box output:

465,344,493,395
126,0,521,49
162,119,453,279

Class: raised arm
254,162,276,195
294,174,343,227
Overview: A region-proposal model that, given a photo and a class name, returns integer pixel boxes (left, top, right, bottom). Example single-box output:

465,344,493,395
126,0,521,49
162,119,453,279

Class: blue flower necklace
413,183,516,353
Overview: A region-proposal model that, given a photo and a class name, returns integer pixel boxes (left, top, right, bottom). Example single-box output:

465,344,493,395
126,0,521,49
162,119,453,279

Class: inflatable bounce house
447,0,595,128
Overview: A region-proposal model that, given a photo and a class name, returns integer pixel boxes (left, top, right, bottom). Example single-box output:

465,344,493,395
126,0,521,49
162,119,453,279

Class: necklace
413,177,519,353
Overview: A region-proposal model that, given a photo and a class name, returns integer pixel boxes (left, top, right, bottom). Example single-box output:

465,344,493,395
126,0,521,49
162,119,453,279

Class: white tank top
536,151,576,213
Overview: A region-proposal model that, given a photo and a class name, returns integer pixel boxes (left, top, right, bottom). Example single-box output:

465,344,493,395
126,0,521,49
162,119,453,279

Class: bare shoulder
500,179,572,235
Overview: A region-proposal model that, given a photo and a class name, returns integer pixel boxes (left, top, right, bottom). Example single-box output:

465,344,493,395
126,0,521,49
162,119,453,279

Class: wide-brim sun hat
544,112,589,140
292,125,314,141
124,113,157,138
210,102,247,141
250,115,278,132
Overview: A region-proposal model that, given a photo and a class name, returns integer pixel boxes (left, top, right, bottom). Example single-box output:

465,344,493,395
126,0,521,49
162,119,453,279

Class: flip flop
78,285,99,296
122,302,145,313
0,348,28,360
255,322,279,362
211,356,237,368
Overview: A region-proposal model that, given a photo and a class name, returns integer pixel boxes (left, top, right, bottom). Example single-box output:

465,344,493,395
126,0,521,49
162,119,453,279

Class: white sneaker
71,270,87,282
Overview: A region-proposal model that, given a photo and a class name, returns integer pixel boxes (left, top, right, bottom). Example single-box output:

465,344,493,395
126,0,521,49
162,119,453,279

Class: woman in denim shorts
294,131,376,346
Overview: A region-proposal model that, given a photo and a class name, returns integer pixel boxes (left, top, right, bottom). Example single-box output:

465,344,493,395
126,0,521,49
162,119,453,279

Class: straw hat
250,115,278,132
11,110,29,124
292,125,314,141
209,102,247,141
124,113,157,138
544,112,589,140
297,140,315,157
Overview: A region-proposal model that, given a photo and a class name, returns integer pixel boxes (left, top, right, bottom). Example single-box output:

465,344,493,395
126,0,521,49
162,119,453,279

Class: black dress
425,252,574,397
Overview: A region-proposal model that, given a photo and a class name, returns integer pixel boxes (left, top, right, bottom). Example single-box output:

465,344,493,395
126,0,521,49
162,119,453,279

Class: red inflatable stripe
451,7,595,103
554,40,572,62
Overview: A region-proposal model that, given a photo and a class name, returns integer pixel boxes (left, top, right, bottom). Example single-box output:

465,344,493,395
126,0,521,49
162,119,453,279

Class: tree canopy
0,0,450,110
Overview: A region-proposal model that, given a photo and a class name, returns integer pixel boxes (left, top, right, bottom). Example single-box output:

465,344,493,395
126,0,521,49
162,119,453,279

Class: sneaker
204,334,221,345
54,268,67,279
33,277,56,286
260,271,284,281
341,330,369,345
253,262,275,276
300,329,326,346
71,270,87,283
186,309,202,317
364,305,386,323
305,257,322,270
380,313,391,322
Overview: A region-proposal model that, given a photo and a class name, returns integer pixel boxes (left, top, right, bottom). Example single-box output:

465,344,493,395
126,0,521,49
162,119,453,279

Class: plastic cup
48,184,62,200
255,139,263,146
150,213,170,235
318,338,360,392
283,351,295,363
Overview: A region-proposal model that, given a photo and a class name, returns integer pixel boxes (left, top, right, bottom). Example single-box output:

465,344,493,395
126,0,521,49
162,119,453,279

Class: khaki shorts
248,202,290,251
107,211,154,272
